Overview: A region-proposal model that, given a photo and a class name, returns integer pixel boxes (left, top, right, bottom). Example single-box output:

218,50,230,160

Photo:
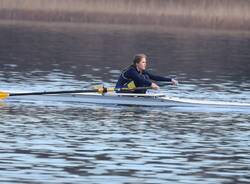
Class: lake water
0,21,250,183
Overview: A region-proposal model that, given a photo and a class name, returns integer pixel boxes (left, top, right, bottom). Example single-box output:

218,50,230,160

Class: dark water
0,21,250,183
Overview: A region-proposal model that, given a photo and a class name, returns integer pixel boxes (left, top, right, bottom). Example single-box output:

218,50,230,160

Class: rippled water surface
0,21,250,183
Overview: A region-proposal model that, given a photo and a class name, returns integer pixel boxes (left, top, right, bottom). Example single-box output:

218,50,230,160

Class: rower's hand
151,83,159,90
171,79,178,85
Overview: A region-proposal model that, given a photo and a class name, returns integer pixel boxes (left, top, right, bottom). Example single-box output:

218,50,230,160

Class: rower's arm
146,71,172,82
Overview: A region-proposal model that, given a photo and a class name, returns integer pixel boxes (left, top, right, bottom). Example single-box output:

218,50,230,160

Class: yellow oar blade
0,92,10,100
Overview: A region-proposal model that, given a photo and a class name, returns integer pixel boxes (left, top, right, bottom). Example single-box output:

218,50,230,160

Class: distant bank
0,0,250,31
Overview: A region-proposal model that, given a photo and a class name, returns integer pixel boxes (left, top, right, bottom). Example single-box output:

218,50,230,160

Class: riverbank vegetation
0,0,249,31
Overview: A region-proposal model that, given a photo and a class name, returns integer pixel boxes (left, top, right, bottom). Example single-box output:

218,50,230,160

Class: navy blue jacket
115,65,172,93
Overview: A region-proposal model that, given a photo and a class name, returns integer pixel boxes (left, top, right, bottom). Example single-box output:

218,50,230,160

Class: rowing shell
5,92,250,109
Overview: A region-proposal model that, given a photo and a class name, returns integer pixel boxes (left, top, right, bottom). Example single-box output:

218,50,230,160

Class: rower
115,54,178,93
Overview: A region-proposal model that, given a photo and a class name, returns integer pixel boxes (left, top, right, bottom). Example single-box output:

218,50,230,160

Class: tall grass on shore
0,0,250,31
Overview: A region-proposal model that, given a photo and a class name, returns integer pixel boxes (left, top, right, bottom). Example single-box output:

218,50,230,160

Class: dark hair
133,54,147,65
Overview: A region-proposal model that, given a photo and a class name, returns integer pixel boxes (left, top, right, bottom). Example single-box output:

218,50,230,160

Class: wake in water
163,94,250,107
162,96,250,113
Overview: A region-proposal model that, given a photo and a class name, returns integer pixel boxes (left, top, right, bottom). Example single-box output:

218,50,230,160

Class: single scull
4,92,250,109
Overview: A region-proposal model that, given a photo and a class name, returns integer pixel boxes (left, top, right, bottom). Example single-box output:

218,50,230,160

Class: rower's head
133,54,147,71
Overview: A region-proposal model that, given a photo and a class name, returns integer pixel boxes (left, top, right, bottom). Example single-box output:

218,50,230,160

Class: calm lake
0,21,250,184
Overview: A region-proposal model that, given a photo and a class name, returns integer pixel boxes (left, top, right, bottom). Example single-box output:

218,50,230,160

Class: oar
0,86,153,100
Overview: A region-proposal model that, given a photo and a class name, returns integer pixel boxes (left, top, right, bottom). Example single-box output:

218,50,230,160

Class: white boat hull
6,92,250,109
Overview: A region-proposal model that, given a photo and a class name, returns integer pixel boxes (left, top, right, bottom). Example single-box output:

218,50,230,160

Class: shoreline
0,0,250,32
1,19,250,38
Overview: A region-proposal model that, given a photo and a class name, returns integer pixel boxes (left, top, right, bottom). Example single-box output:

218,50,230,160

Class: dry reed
0,0,249,31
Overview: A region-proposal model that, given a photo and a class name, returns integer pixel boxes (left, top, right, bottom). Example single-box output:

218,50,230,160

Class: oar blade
0,92,10,100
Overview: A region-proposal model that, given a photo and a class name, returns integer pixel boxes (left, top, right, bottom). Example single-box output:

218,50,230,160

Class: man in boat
115,54,178,93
